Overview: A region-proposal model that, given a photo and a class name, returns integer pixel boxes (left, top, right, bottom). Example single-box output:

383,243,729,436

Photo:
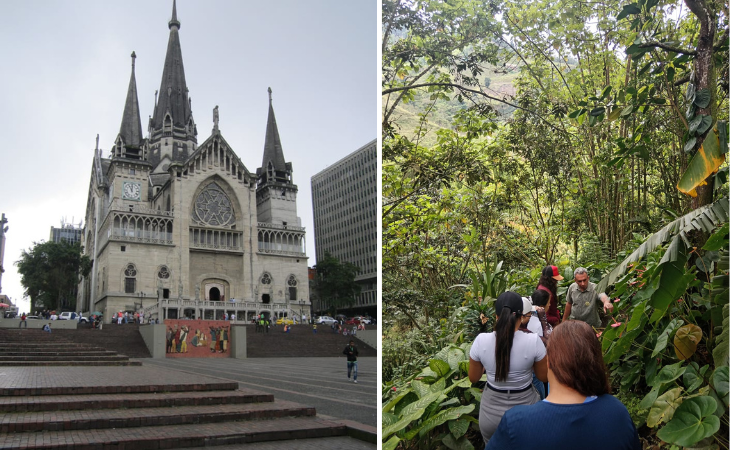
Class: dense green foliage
15,240,91,312
313,252,361,313
382,0,728,447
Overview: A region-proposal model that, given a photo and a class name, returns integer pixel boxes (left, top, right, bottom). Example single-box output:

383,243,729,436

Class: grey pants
479,385,539,444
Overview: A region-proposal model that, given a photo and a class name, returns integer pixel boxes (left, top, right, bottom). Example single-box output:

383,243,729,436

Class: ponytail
494,306,520,382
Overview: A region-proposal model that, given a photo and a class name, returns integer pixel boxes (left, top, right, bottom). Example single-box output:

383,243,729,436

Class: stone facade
77,1,308,322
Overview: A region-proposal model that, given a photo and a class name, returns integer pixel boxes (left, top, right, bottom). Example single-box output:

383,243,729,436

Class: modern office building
49,220,83,245
311,140,377,316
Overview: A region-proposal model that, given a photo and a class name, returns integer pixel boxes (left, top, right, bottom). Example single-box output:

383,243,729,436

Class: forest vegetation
382,0,728,448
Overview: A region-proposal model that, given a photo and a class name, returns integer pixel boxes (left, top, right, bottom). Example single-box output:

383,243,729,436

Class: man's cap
521,297,533,315
495,291,524,316
542,265,564,281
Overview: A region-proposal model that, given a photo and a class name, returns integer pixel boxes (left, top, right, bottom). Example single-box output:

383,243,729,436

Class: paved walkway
141,357,377,427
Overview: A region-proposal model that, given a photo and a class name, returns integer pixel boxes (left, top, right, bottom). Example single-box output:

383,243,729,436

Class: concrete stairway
0,366,363,449
244,323,377,358
0,329,142,366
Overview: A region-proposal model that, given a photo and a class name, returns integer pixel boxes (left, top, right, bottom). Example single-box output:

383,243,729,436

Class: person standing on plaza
537,265,563,327
19,312,27,329
343,340,359,383
564,267,614,329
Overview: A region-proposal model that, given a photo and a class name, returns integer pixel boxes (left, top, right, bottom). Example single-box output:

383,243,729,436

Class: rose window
192,182,234,227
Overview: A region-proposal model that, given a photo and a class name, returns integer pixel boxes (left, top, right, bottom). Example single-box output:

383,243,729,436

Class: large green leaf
442,433,475,450
605,328,642,364
656,396,720,447
383,389,413,413
446,348,465,371
596,197,729,293
653,319,684,357
711,366,729,409
430,358,451,378
412,380,432,399
703,223,729,251
383,435,401,450
401,390,446,417
678,127,726,197
713,303,729,367
650,256,694,323
651,361,687,387
640,387,660,410
416,405,475,437
448,418,470,440
647,387,683,427
383,408,425,440
683,363,710,393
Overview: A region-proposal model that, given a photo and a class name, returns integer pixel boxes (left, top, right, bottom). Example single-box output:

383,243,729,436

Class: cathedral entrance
209,288,221,301
204,281,227,301
262,294,270,304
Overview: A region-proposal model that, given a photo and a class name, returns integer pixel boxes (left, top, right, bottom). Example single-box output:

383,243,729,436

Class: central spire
118,51,143,150
259,88,292,185
150,0,194,142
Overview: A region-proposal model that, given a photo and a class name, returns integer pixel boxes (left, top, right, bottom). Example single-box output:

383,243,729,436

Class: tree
314,252,361,314
15,240,91,311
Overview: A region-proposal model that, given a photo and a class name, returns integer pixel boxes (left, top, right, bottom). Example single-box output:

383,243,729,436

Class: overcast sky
0,0,377,314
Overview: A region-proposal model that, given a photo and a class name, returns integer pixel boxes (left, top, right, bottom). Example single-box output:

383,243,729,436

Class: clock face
123,181,141,201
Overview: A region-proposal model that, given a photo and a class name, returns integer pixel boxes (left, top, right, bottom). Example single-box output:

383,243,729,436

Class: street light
298,299,304,324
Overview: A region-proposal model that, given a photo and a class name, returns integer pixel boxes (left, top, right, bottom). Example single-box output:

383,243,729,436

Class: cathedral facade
78,1,309,322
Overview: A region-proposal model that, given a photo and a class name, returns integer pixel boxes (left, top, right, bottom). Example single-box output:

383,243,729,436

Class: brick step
0,381,239,397
0,355,131,362
0,341,97,347
182,437,377,450
0,399,314,433
0,416,347,449
0,361,143,367
0,388,273,413
0,350,118,356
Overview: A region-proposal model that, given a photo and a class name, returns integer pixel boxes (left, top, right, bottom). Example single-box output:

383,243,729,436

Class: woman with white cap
469,291,548,445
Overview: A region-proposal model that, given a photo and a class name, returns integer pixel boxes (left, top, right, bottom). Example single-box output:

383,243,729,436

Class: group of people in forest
166,324,229,353
468,265,640,449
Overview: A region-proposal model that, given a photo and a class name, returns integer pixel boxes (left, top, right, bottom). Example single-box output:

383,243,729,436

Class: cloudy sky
0,0,377,314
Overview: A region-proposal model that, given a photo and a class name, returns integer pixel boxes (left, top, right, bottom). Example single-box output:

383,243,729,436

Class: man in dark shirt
342,340,359,383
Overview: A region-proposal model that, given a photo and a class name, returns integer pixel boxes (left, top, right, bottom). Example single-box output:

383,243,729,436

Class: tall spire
261,87,288,173
151,0,192,133
169,0,180,30
118,51,143,149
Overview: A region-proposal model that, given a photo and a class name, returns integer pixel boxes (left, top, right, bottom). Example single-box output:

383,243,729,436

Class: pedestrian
564,267,614,328
231,313,235,321
468,291,547,445
18,312,27,329
342,339,359,383
117,311,123,325
313,323,317,334
42,323,52,333
485,321,640,450
124,311,128,324
537,265,563,327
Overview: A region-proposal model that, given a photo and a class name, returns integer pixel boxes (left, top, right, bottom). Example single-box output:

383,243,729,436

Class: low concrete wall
230,325,247,359
138,324,166,358
0,318,79,330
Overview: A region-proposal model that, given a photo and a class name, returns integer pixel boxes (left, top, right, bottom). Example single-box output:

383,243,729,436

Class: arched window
124,264,137,293
287,275,297,302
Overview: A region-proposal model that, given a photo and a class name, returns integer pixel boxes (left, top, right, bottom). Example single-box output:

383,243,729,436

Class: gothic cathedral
78,1,309,322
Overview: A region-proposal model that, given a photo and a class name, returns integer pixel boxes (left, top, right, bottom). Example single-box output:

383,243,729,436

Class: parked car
354,316,371,325
25,315,40,320
276,318,294,325
58,312,77,320
78,315,90,323
345,317,361,325
315,316,336,325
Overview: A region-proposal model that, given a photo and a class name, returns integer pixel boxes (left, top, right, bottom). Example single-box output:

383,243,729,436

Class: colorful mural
165,319,231,358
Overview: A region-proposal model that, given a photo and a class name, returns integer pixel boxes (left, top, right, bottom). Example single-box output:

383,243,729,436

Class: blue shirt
486,394,640,450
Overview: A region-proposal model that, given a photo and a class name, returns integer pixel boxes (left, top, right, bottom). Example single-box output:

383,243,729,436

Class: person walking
18,313,27,329
343,340,359,383
486,321,640,449
469,291,547,445
564,267,614,328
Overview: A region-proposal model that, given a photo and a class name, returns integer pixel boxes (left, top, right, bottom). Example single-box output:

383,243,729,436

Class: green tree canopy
314,252,361,313
15,240,91,311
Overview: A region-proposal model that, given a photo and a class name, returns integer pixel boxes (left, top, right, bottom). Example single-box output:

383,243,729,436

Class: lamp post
298,299,304,324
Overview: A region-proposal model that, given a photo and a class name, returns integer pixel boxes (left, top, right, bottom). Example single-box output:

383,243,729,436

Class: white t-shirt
527,316,543,336
470,331,546,389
